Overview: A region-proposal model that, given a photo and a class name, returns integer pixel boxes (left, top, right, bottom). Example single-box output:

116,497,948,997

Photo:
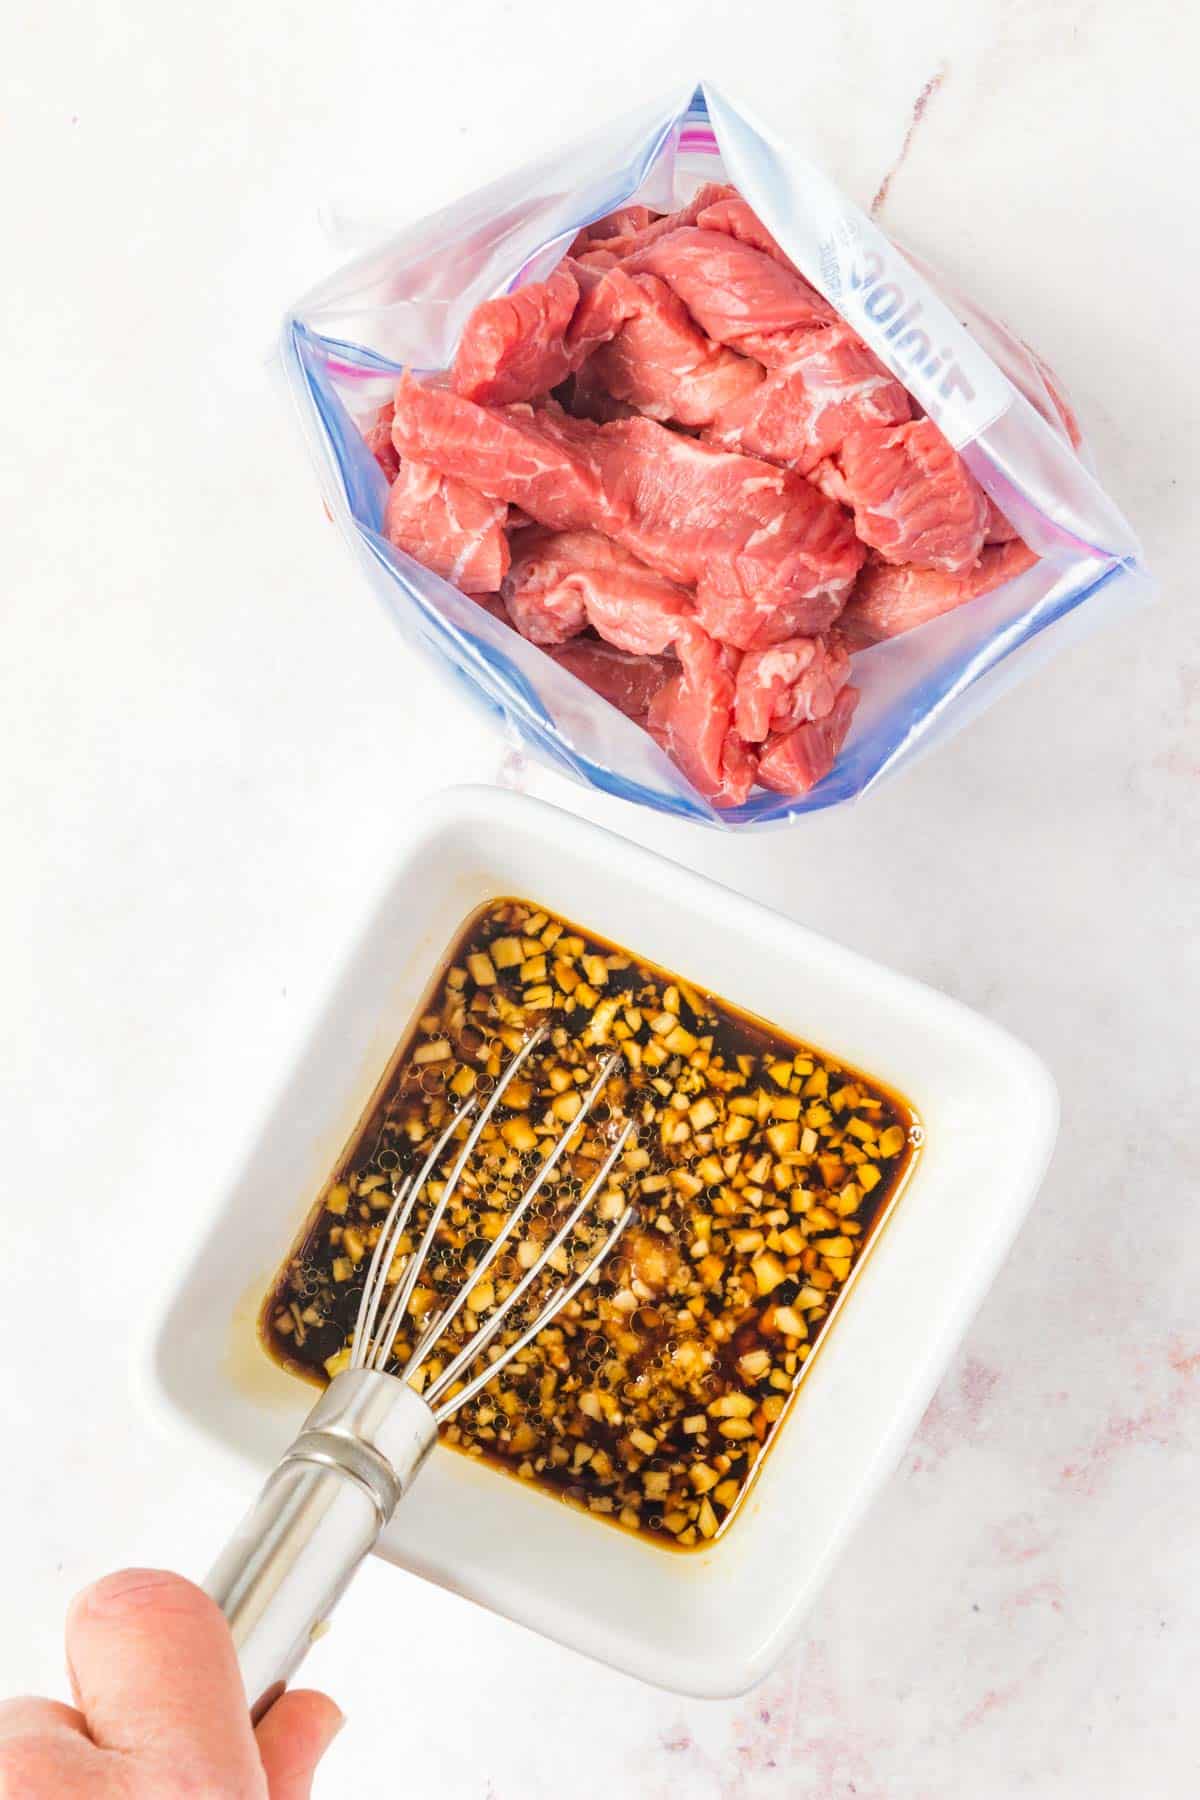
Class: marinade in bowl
262,898,919,1550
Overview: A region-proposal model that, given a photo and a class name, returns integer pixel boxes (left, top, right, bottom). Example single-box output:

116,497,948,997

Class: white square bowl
144,786,1057,1697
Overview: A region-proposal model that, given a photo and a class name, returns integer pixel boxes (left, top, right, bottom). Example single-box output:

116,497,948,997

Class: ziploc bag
282,81,1149,827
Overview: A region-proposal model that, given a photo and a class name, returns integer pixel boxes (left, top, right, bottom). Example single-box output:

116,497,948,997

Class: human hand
0,1568,342,1797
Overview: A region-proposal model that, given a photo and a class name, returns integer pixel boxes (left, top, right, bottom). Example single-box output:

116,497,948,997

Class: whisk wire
433,1197,637,1422
366,1024,549,1371
349,1103,468,1370
424,1116,636,1412
350,1026,636,1409
406,1045,624,1373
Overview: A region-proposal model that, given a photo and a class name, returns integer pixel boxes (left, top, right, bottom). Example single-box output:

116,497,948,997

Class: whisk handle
205,1369,437,1719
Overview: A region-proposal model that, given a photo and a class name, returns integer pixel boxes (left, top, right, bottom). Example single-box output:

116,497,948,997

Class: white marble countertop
5,3,1197,1794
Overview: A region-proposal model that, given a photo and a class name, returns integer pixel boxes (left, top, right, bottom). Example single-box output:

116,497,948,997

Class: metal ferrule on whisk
206,1027,637,1718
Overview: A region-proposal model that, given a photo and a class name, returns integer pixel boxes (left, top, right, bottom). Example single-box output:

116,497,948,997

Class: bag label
817,211,1011,447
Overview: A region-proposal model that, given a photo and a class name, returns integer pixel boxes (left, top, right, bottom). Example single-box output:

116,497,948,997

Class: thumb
66,1568,259,1781
255,1688,345,1799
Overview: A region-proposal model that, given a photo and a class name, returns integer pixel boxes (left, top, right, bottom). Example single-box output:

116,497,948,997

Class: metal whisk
206,1027,635,1718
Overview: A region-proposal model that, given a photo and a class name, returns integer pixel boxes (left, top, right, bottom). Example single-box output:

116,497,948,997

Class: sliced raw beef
572,246,619,271
392,381,863,643
501,528,695,654
499,546,587,645
569,205,658,253
757,685,860,795
627,227,834,351
691,525,859,644
586,273,763,428
364,401,400,482
575,184,735,266
561,362,644,423
451,261,638,407
695,195,794,269
383,461,510,595
564,261,642,362
390,378,608,530
835,419,989,573
592,416,863,645
708,322,911,473
733,635,852,742
452,265,581,405
581,567,695,656
379,179,1083,808
648,631,757,807
807,455,851,506
548,639,674,722
839,539,1041,648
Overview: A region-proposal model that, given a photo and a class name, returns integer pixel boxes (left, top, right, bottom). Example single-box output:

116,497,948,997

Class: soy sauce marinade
262,900,919,1550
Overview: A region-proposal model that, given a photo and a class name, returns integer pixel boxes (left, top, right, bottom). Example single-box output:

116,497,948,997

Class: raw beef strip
838,539,1041,648
383,460,510,595
500,555,587,646
733,635,852,742
836,419,989,573
586,273,763,428
757,685,860,796
583,568,695,655
451,260,638,407
592,415,864,645
563,261,642,361
501,529,696,654
648,631,757,808
569,205,658,252
708,323,911,474
393,380,862,642
364,401,400,482
452,265,580,405
390,378,608,530
577,184,735,265
628,227,834,351
548,639,674,722
573,246,620,271
561,362,644,423
807,455,851,506
695,195,794,269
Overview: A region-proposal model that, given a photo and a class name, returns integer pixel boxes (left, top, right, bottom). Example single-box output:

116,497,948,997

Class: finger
0,1696,102,1793
255,1689,344,1800
66,1568,260,1781
0,1696,89,1742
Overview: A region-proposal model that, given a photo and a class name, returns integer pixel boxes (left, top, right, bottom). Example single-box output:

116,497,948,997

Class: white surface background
5,3,1198,1795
